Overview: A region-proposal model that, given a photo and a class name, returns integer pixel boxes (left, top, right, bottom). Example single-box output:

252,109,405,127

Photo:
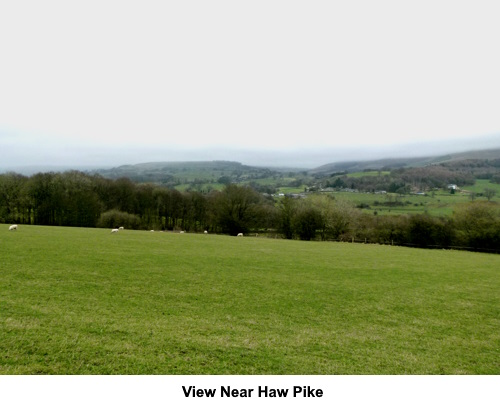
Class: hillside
309,148,500,175
84,148,500,195
93,160,280,187
90,148,500,181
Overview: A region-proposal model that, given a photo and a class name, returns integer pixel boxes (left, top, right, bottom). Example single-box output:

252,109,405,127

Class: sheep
237,233,243,237
204,230,208,234
111,228,119,233
179,231,185,234
119,227,124,230
9,225,18,231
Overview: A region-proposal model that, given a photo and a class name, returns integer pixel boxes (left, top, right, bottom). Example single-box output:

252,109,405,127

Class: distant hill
88,148,500,190
97,160,247,177
91,160,288,188
0,164,112,176
309,148,500,175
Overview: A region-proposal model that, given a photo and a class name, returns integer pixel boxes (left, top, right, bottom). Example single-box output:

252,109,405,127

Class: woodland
1,157,500,253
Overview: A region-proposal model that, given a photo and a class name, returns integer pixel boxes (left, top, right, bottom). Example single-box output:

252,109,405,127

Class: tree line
1,170,499,252
0,171,274,234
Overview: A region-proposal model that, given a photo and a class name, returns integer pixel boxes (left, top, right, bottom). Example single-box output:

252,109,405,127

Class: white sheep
111,228,119,233
179,231,185,234
204,230,208,234
119,227,124,230
9,225,18,231
237,233,243,237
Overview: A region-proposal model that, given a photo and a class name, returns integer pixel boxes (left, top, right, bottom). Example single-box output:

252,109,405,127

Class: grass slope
1,226,499,374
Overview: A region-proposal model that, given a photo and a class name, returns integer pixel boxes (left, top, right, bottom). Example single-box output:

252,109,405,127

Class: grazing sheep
150,230,155,232
204,230,208,234
179,231,185,234
237,233,243,237
111,228,119,233
9,225,18,231
119,227,124,230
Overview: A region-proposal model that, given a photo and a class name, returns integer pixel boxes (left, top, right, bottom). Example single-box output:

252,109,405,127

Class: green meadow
462,179,500,195
325,188,498,217
345,171,391,178
1,226,499,375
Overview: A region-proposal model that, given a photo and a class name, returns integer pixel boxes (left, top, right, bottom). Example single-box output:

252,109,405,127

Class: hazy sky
1,0,500,170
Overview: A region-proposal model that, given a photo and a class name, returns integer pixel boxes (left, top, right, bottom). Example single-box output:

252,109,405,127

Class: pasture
345,171,391,178
1,226,499,374
462,179,500,195
326,189,496,216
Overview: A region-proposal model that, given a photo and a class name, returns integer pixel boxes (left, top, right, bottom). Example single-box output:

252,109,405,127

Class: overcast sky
1,0,500,170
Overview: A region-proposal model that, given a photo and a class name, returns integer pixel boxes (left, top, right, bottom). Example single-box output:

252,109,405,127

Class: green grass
462,179,500,195
278,186,308,194
346,171,391,178
1,226,499,374
174,183,225,192
322,189,498,216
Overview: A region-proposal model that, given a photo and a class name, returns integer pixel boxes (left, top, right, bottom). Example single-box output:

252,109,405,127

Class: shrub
293,206,322,241
97,209,141,230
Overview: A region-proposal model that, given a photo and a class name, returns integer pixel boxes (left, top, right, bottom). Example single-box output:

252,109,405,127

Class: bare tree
484,188,496,201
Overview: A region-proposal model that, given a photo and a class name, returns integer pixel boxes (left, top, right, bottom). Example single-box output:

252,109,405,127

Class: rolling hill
309,148,500,175
92,148,500,181
91,160,288,189
85,148,500,194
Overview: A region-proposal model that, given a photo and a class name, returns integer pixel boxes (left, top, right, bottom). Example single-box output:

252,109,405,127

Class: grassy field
345,171,391,178
1,226,499,375
462,179,500,195
325,188,499,216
